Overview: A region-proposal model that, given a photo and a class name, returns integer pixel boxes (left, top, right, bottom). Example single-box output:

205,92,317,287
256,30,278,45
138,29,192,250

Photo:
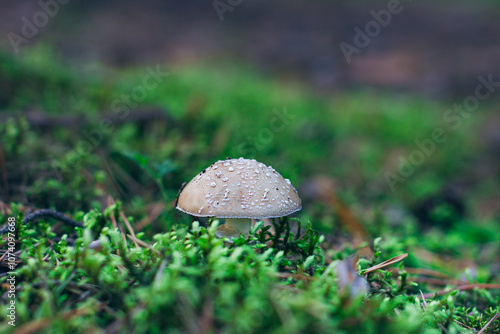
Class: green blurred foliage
0,46,499,333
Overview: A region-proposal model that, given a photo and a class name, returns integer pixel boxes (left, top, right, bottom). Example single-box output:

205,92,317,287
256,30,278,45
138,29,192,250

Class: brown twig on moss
120,212,139,248
362,253,408,274
127,234,161,255
0,209,82,235
422,283,500,299
478,311,500,334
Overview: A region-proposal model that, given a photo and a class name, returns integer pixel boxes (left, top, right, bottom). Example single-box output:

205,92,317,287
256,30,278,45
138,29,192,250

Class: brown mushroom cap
176,158,302,218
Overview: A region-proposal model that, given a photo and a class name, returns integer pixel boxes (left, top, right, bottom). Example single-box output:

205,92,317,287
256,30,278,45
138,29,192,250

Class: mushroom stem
215,218,252,241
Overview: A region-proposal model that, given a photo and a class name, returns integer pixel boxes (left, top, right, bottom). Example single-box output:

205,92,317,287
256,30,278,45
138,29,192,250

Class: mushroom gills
215,218,252,241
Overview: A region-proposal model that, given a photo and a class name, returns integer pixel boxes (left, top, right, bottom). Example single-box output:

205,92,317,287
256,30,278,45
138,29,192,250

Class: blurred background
0,0,499,260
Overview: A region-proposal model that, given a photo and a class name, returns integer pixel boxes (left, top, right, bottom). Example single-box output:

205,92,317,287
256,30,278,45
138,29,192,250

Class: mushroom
176,157,302,241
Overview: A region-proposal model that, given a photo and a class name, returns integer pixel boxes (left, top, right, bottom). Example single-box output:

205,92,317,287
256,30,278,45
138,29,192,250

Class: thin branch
478,311,500,334
422,284,500,299
0,209,82,235
120,212,139,248
106,197,128,251
363,253,408,274
127,234,160,255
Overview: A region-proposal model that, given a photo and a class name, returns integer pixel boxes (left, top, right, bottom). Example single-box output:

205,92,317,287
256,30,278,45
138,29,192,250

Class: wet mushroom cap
176,158,301,218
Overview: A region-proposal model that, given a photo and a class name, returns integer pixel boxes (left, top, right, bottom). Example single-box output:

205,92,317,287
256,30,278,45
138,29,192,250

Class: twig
0,250,9,262
422,284,500,299
478,311,500,334
405,268,455,280
453,319,477,331
363,253,408,274
419,290,428,311
391,267,464,286
107,198,119,230
118,226,128,249
0,209,83,235
120,212,139,248
127,234,160,255
107,197,128,252
410,277,463,286
23,210,82,228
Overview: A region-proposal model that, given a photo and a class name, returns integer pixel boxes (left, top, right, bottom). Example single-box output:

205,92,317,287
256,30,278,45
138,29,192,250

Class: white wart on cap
176,157,301,240
176,157,301,218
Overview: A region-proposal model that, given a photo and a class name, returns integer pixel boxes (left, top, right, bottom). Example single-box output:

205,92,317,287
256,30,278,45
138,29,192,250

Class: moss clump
1,208,498,333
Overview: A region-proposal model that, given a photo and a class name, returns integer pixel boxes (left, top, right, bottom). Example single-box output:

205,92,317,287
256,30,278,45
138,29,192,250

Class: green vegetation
0,46,499,333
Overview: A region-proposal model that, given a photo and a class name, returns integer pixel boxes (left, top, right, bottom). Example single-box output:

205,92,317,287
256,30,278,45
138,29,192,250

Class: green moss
0,46,498,333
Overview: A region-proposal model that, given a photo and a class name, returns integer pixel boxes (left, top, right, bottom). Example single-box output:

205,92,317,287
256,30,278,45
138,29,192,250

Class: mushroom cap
176,158,302,219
